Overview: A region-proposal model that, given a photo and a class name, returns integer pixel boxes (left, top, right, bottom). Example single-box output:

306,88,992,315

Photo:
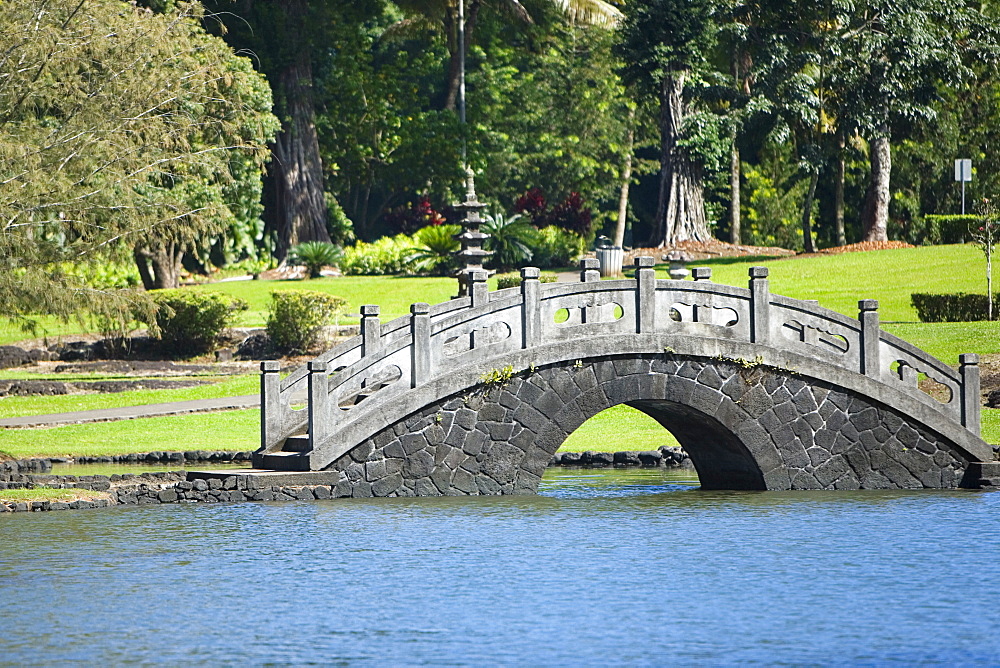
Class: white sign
955,159,972,182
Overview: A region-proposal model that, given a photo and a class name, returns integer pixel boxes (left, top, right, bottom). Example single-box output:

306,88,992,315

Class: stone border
550,446,693,469
0,447,695,512
0,450,253,479
3,448,996,513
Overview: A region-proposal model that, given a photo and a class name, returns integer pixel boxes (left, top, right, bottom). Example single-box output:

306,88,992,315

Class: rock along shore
0,446,694,513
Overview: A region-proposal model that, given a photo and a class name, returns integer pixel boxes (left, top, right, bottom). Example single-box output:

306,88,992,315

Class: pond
1,467,999,665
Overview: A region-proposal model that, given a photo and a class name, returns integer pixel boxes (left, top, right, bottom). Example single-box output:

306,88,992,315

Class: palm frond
550,0,623,27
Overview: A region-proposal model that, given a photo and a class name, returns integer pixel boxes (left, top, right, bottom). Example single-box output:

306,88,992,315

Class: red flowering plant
384,196,447,235
513,188,593,236
514,188,548,226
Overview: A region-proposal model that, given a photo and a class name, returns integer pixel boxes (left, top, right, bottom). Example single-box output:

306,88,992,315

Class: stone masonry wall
322,355,974,495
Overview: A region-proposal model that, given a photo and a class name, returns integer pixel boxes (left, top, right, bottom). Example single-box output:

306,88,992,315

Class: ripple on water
1,469,998,665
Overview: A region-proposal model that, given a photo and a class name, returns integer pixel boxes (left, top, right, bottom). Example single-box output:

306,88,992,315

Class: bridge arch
255,261,994,494
316,354,976,496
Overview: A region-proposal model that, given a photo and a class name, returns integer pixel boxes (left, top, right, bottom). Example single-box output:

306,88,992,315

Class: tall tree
832,0,987,242
617,0,718,246
752,0,997,244
394,0,622,112
204,1,383,258
0,0,275,328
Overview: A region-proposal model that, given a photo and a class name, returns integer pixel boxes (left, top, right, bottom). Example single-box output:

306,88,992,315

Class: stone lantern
453,168,491,298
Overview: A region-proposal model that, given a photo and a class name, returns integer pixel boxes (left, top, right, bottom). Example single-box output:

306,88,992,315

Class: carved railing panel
770,296,861,368
879,332,962,420
654,282,751,340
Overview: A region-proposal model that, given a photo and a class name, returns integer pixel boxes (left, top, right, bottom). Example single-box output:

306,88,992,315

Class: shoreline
0,446,694,512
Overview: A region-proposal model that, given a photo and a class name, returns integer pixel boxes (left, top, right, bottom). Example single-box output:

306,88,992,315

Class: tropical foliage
6,0,1000,338
288,242,344,279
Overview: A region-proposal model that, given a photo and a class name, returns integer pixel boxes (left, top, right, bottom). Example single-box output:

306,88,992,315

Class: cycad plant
407,224,462,275
288,241,343,279
483,212,536,271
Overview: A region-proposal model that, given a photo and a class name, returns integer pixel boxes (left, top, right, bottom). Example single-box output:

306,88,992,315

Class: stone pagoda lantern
453,168,492,298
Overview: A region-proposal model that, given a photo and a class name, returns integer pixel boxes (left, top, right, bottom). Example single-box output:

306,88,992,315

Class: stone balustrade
256,259,987,473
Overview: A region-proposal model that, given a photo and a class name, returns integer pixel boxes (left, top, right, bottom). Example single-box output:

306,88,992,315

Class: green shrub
58,260,140,289
150,290,248,353
340,234,415,275
529,226,587,268
407,224,461,275
495,272,559,290
287,241,343,278
267,290,348,353
911,292,1000,322
326,193,356,246
910,215,979,245
483,213,536,270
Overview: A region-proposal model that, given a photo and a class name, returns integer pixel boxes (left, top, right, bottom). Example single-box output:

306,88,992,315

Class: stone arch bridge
253,259,995,495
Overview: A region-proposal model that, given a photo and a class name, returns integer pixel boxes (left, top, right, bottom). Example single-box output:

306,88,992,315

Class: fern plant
407,224,461,276
482,213,536,271
288,241,343,279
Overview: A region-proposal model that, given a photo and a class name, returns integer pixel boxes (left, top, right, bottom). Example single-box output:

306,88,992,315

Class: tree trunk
269,0,331,260
801,169,818,253
861,132,891,242
443,0,481,112
134,243,182,290
614,112,636,249
835,128,846,246
652,72,709,247
730,136,741,245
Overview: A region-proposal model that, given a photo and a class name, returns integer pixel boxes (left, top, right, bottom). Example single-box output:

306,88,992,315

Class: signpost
955,158,972,214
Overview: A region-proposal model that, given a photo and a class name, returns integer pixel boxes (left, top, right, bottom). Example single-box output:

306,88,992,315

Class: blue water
1,468,999,666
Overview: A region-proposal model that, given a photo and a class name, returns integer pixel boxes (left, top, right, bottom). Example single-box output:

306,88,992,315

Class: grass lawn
560,404,681,451
0,375,258,420
0,409,259,460
0,488,113,504
690,243,988,322
190,275,459,328
1,244,997,462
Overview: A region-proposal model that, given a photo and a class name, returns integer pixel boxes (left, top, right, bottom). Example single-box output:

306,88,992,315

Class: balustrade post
580,258,600,283
580,258,601,323
859,299,882,379
749,267,770,345
470,269,489,308
308,361,329,449
260,361,282,450
411,302,431,388
960,353,982,435
521,267,541,349
361,305,381,357
635,256,655,334
692,267,712,281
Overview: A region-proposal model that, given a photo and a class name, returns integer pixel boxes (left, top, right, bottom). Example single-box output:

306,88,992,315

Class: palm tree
393,0,622,112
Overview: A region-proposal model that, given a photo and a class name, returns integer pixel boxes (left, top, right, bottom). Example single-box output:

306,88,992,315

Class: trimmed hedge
911,292,999,322
910,215,978,245
495,272,559,290
267,290,347,353
150,290,248,353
